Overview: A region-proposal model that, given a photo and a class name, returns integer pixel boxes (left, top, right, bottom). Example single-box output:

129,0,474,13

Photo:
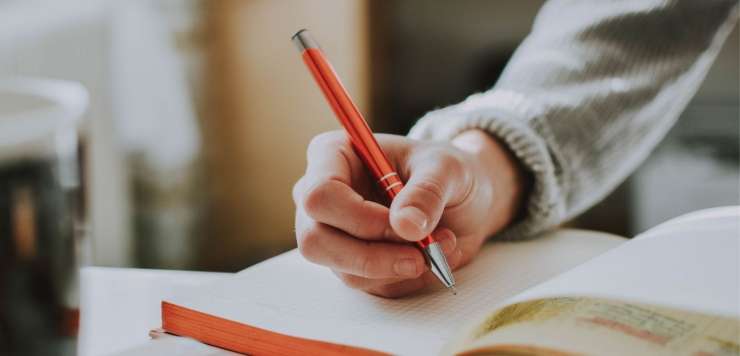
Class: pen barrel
296,32,435,249
300,48,394,182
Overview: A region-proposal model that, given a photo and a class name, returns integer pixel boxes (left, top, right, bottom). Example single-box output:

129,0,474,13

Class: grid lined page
167,230,623,355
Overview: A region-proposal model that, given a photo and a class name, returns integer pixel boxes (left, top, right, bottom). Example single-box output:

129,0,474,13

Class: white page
167,230,623,355
509,207,740,318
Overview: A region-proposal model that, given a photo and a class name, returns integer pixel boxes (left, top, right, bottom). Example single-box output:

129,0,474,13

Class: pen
292,29,456,293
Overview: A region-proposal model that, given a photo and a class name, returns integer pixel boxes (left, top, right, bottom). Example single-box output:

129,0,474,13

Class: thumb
389,155,469,241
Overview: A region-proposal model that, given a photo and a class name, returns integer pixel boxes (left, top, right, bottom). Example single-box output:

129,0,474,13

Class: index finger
295,132,404,242
292,132,355,205
297,177,403,242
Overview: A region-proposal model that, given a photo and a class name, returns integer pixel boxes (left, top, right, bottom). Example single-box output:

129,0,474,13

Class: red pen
292,29,455,292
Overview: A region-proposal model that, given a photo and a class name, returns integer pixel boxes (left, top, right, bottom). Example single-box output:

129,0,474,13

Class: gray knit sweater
408,0,739,240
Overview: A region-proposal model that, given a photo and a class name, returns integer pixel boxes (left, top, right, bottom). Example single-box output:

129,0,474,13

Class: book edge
160,301,389,356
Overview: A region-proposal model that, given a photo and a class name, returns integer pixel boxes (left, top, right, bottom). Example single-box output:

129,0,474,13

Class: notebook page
508,208,740,318
167,229,623,355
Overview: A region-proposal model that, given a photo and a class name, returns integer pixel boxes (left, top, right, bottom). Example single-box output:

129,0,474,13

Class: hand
293,129,527,298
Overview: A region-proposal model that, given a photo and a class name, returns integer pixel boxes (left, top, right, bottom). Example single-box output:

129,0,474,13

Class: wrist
451,129,529,236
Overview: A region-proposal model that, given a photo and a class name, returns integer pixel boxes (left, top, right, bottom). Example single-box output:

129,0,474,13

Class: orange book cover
161,301,387,356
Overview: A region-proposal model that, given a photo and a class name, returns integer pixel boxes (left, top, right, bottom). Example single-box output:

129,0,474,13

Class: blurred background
2,0,736,272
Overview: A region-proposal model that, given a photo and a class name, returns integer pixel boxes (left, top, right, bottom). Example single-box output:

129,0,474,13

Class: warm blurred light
11,186,37,261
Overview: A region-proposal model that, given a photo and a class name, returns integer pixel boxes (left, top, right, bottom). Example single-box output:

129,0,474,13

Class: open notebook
160,207,739,355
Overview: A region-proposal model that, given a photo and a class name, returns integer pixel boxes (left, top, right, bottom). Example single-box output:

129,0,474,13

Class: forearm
410,0,738,239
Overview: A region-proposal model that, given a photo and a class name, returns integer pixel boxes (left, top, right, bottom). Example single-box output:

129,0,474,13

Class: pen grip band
378,172,403,197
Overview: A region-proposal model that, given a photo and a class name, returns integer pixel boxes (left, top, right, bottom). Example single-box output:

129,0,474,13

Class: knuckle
336,273,367,290
418,147,462,172
302,181,331,216
292,176,306,205
329,251,351,272
412,179,446,206
348,204,379,238
459,240,482,264
382,225,397,240
296,224,322,261
307,131,345,152
351,201,390,239
349,218,365,238
437,152,465,173
356,252,381,279
368,285,403,299
307,133,330,150
434,151,455,169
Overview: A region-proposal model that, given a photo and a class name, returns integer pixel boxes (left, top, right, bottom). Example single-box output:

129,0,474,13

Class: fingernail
394,258,419,277
398,206,428,233
439,232,457,254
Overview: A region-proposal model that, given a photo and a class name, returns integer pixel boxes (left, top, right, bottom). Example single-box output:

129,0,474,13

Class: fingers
296,211,426,279
296,206,462,297
366,275,431,298
297,132,356,194
390,153,471,242
454,232,486,268
361,247,465,298
326,229,463,298
294,131,403,242
297,177,403,242
295,132,481,298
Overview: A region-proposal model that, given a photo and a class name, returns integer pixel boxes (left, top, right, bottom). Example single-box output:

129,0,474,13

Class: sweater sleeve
408,0,738,240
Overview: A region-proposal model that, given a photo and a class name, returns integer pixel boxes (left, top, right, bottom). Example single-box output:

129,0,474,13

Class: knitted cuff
408,89,565,240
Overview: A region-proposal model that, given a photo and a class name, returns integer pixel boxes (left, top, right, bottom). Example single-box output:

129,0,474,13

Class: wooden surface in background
198,0,370,270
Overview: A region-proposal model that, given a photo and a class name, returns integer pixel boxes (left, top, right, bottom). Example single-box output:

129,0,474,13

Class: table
78,267,233,356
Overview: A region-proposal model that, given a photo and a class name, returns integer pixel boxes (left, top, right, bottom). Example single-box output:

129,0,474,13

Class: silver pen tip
422,242,456,289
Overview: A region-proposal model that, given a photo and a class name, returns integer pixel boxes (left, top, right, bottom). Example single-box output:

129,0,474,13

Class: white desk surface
78,267,234,356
